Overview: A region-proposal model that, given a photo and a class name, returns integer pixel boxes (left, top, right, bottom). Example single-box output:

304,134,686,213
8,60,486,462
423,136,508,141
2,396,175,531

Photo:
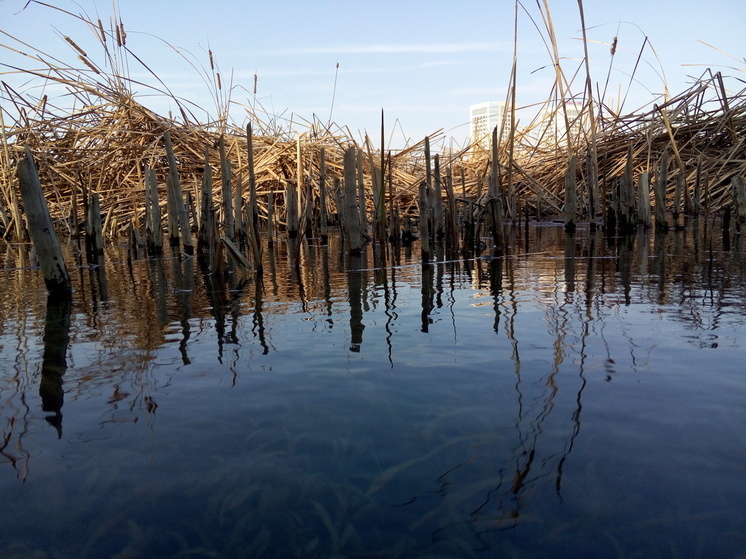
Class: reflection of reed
347,254,366,352
420,263,434,333
40,293,72,437
247,275,267,356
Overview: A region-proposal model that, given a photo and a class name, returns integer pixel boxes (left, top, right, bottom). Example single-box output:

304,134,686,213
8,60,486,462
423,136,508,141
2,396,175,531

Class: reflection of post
40,294,72,437
585,231,598,304
619,236,634,305
563,232,576,293
420,263,434,333
490,257,503,332
322,245,333,318
252,277,269,354
171,248,193,365
89,252,108,303
348,254,365,351
654,232,667,304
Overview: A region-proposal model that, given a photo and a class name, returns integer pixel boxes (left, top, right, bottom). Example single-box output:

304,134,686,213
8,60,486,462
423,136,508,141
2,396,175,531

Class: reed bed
1,3,745,244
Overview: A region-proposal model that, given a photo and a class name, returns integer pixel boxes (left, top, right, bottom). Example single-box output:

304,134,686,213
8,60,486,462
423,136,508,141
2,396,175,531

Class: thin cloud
260,42,507,56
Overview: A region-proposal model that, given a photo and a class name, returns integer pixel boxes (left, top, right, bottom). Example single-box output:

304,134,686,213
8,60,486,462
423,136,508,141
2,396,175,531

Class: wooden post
344,146,363,254
16,146,71,297
564,155,577,233
164,130,194,253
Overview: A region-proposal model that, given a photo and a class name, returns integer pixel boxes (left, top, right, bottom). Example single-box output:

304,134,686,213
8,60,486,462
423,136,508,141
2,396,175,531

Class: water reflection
40,294,71,437
1,224,745,557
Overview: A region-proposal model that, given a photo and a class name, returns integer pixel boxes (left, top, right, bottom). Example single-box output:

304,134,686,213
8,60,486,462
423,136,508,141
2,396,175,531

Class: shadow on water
1,224,746,557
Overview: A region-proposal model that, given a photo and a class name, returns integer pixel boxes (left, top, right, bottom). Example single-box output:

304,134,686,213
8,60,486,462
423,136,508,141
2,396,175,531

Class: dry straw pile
1,2,745,242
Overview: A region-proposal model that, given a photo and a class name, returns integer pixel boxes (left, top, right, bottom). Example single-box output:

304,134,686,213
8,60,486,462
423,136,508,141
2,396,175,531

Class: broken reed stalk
489,127,505,253
286,179,299,240
218,134,234,242
198,148,213,254
564,155,578,233
638,172,652,228
343,146,363,255
16,146,71,297
266,191,275,247
356,150,367,236
655,150,669,231
733,177,746,228
418,180,430,262
319,147,329,244
87,192,104,258
163,131,193,253
145,166,162,254
246,123,262,272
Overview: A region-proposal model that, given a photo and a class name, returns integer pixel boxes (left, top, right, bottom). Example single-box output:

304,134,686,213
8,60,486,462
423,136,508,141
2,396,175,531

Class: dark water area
1,223,745,558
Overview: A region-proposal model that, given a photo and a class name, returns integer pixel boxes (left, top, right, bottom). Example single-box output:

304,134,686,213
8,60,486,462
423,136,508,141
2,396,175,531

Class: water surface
1,225,745,558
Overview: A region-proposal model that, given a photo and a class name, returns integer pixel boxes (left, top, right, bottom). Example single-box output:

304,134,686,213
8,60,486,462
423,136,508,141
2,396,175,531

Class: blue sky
1,0,744,149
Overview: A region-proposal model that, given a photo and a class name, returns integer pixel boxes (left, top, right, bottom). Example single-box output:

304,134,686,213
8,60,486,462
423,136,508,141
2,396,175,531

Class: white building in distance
469,101,508,150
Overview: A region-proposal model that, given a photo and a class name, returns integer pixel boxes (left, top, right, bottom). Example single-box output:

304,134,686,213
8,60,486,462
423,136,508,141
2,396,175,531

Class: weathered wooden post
16,146,71,297
564,155,578,233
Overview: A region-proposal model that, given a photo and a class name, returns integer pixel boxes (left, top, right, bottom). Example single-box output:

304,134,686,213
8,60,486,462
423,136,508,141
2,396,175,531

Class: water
1,225,745,558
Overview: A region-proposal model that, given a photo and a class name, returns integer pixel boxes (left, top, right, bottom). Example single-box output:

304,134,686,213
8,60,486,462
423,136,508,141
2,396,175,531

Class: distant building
538,101,587,145
469,101,508,150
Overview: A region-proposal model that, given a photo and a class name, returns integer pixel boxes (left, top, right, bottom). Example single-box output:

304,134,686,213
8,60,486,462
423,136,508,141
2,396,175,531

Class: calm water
1,225,745,558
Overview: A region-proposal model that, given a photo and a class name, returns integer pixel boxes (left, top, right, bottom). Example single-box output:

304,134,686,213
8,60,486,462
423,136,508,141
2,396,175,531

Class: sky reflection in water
1,225,745,558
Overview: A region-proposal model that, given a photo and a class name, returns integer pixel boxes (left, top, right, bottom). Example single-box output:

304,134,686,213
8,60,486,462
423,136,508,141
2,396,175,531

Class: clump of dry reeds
1,1,745,244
